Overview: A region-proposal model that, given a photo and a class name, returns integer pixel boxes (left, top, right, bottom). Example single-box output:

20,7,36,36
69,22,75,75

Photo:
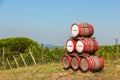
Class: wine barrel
80,56,92,72
89,56,100,72
89,55,104,72
62,55,72,69
98,56,104,71
71,56,81,71
66,38,76,52
76,38,98,54
71,23,94,37
80,56,104,72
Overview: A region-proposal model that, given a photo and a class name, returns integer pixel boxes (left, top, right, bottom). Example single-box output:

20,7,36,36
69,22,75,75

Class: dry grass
0,61,120,80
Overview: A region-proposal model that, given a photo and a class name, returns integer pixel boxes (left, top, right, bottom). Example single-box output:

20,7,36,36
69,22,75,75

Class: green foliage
0,37,41,54
0,37,66,69
0,37,42,69
97,45,120,60
3,37,120,69
43,47,66,63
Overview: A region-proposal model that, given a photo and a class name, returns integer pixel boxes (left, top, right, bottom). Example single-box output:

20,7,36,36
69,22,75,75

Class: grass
0,61,120,80
0,63,62,80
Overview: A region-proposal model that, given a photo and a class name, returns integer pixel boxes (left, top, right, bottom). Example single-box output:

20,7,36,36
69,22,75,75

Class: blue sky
0,0,120,45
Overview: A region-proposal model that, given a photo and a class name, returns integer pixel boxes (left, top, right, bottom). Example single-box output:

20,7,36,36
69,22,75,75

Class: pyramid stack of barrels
62,23,104,72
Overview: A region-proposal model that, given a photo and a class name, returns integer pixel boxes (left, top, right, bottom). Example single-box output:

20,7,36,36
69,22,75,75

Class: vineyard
0,37,120,79
0,37,120,70
97,45,120,61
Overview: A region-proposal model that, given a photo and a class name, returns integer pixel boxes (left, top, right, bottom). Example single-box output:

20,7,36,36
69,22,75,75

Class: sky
0,0,120,46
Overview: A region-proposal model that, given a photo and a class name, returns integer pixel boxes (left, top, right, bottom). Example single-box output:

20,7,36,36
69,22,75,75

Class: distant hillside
43,44,64,49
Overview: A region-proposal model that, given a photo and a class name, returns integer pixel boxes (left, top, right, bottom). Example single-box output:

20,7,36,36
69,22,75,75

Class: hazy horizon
0,0,120,46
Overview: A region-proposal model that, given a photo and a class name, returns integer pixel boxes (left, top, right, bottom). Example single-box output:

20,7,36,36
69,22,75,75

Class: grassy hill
0,61,120,80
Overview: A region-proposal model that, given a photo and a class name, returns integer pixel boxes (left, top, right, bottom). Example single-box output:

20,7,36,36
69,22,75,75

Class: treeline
0,37,66,70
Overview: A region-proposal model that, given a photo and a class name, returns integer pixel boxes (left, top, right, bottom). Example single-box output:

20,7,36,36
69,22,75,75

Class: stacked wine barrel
62,23,104,72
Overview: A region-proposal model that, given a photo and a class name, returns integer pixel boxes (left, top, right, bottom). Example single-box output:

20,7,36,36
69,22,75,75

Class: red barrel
76,38,98,54
71,56,81,71
89,55,104,72
62,55,72,69
66,38,76,53
71,23,94,37
89,56,100,72
80,56,104,72
98,56,104,71
80,56,92,72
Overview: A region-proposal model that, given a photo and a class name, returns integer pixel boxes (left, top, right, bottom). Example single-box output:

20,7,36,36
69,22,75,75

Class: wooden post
41,43,44,64
2,47,6,70
6,58,12,69
13,55,19,68
116,38,119,60
19,53,27,67
29,49,37,65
